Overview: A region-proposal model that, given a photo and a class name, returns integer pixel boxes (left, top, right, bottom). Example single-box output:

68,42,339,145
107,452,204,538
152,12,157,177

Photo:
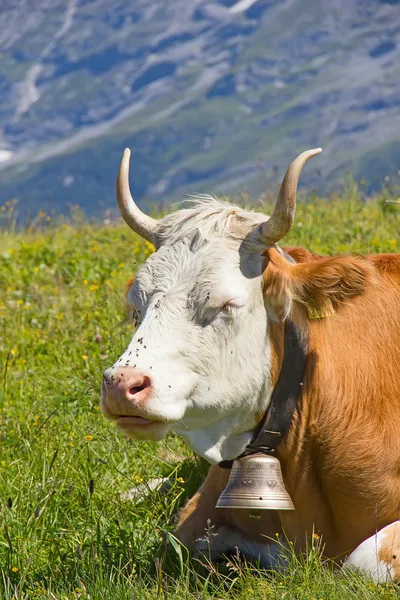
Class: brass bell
216,454,294,510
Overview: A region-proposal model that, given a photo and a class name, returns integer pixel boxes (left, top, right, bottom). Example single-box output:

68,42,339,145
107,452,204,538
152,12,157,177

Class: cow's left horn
258,148,322,244
116,148,159,247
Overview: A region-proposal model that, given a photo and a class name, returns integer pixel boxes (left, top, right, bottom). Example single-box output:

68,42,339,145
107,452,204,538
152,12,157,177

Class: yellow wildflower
81,354,88,361
16,299,23,305
312,532,320,540
12,567,18,573
89,284,99,292
146,241,156,252
119,262,125,268
177,477,185,483
10,349,17,355
85,434,93,442
83,279,88,285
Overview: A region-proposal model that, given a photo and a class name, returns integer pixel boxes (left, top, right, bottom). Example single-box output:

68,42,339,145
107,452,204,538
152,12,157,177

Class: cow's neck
218,320,307,468
277,284,400,555
174,373,274,464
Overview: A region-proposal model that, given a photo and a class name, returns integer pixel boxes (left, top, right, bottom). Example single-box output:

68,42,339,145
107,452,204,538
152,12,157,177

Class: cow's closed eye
205,299,245,322
220,299,245,314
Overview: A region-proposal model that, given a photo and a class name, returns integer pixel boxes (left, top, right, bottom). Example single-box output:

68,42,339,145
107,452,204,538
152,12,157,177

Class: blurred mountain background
0,0,399,218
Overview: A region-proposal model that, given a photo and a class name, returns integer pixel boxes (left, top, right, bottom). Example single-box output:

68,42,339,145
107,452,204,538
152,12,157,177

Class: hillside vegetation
1,0,400,214
1,188,400,599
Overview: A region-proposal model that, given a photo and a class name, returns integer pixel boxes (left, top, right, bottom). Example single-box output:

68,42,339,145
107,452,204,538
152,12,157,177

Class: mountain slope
0,0,399,217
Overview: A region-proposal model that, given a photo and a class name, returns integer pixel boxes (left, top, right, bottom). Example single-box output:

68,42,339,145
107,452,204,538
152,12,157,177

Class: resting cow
101,147,400,583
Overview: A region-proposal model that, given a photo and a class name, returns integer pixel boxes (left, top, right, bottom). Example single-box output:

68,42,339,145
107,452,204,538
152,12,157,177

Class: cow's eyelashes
220,299,245,313
201,301,243,322
221,303,236,314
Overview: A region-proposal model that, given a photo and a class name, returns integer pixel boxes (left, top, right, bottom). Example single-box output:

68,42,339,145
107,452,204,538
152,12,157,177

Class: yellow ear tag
307,304,334,320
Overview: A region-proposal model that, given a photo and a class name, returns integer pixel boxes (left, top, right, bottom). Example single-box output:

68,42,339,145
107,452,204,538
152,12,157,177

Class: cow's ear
125,277,135,297
264,249,374,320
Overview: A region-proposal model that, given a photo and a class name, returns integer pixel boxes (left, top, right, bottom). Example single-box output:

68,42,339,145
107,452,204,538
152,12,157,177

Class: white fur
102,198,275,463
342,521,400,583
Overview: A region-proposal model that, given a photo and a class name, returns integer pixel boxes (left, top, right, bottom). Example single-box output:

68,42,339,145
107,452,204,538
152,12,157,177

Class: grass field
1,183,400,599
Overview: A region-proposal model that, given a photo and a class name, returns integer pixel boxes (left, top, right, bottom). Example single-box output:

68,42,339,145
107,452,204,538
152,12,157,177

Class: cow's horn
116,148,159,247
258,148,322,244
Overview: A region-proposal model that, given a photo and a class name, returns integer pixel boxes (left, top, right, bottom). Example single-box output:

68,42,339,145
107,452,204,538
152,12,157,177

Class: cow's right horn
116,148,160,247
257,148,322,245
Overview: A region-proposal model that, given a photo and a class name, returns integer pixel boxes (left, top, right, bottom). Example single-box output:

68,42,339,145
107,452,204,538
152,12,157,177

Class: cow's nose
102,366,152,408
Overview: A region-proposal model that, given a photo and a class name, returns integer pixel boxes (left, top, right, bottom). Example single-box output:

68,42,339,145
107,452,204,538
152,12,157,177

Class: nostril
129,384,146,395
128,376,151,397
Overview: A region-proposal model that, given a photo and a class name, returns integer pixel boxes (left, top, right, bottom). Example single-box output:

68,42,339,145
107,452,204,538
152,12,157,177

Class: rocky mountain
0,0,399,218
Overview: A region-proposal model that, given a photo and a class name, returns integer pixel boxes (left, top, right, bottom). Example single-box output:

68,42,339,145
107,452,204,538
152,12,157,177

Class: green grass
1,185,400,599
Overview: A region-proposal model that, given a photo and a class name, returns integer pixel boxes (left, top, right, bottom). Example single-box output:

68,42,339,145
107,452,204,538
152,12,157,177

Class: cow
101,147,400,583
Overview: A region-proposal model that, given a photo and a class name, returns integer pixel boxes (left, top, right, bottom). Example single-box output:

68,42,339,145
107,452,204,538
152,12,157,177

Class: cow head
101,148,323,464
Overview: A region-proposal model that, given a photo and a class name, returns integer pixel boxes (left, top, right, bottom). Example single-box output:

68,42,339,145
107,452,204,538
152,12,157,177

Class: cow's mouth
116,415,163,429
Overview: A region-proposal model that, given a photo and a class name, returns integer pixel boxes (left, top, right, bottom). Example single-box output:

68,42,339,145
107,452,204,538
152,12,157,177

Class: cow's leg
175,464,284,568
342,521,400,583
174,464,230,549
193,525,288,570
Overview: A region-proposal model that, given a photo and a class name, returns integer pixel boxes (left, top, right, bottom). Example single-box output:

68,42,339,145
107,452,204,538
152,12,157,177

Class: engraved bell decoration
216,454,294,510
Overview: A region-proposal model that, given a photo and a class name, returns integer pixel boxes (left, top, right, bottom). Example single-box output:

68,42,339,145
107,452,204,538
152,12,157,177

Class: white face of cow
101,207,273,464
101,147,322,464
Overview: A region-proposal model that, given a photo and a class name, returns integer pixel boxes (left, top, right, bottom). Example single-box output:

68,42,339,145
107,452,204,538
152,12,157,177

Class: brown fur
264,248,376,322
378,522,400,582
125,278,135,296
175,247,400,561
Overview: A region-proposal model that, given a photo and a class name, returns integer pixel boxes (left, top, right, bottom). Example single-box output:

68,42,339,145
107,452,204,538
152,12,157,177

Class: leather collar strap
218,319,308,469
